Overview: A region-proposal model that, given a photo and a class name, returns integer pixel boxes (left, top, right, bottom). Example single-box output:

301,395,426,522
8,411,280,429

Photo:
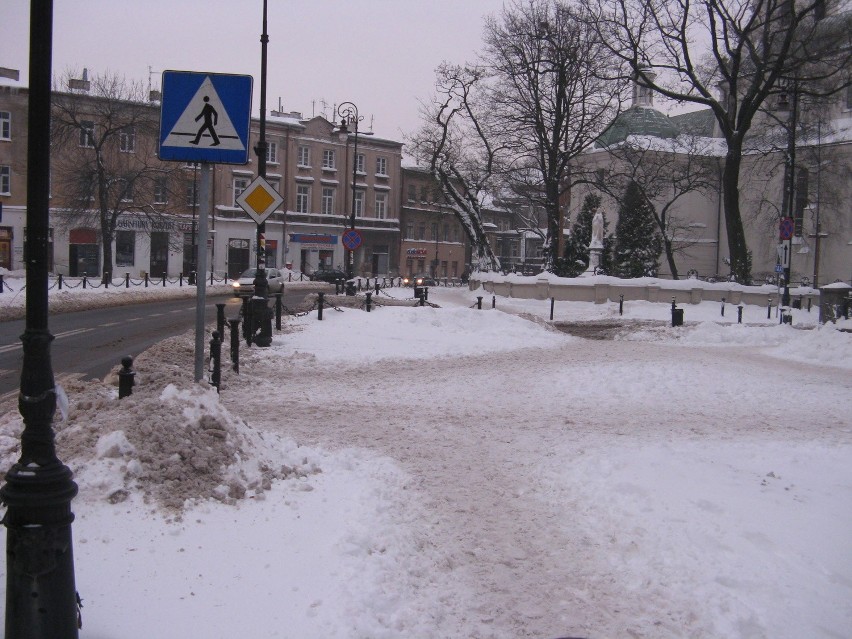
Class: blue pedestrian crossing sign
159,71,253,164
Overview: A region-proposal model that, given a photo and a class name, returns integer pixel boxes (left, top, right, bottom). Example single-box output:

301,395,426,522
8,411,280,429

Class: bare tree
482,0,624,270
50,70,183,277
587,0,852,282
595,134,718,278
411,0,625,273
409,64,502,271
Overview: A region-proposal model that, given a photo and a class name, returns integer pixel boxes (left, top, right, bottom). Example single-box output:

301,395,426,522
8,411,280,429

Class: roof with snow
596,106,680,148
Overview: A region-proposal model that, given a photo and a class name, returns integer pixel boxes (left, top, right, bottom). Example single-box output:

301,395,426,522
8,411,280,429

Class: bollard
241,296,253,345
104,271,110,288
118,355,135,399
83,274,88,289
216,303,226,337
144,272,149,287
125,272,130,288
357,278,362,291
335,279,342,295
721,297,726,317
58,273,63,290
0,274,4,292
162,273,167,287
375,280,380,295
275,293,282,330
424,287,429,301
619,294,624,316
180,272,184,287
550,296,555,321
366,291,372,312
477,296,483,310
209,331,222,393
228,318,240,373
807,297,812,312
492,295,496,309
737,305,743,324
767,297,772,319
318,291,325,320
189,270,196,286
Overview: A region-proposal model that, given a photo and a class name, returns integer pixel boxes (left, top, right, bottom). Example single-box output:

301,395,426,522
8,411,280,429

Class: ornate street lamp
2,1,81,636
337,101,362,281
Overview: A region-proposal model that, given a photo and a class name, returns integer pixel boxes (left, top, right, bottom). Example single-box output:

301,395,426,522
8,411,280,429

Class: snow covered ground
0,276,850,638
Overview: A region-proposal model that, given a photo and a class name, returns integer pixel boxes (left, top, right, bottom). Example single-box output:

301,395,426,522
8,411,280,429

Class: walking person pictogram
190,96,220,146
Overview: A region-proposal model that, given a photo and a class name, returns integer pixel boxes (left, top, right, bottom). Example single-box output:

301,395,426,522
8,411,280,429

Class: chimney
68,67,91,92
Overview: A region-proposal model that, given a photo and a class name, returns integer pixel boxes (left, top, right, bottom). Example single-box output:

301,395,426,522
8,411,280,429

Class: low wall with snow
470,274,819,308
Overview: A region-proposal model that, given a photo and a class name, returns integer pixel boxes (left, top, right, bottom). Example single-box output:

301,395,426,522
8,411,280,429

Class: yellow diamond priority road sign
236,176,284,225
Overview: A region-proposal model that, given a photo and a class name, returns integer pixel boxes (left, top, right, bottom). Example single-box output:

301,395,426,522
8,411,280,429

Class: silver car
231,268,286,296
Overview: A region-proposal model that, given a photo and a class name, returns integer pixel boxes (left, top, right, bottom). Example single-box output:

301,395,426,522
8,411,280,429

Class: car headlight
232,281,241,289
402,277,410,285
415,278,423,285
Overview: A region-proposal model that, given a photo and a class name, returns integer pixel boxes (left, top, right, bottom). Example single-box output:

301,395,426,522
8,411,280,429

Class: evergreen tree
613,180,662,278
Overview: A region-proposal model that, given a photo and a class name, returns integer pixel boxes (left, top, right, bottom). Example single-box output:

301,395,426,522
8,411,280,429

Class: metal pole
194,163,211,382
781,80,797,308
252,0,272,347
338,102,360,281
2,1,80,635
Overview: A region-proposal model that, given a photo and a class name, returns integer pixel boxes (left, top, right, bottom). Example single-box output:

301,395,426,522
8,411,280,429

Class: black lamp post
337,101,361,281
251,0,272,347
778,78,798,308
1,1,80,636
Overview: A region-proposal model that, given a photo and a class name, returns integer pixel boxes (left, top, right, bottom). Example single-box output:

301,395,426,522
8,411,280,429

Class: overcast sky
2,0,509,141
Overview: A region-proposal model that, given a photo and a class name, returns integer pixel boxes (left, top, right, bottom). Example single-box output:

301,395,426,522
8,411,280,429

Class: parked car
309,269,348,283
231,268,286,296
403,274,438,287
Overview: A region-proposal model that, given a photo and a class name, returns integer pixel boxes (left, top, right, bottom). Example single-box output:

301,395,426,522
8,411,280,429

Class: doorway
149,232,169,277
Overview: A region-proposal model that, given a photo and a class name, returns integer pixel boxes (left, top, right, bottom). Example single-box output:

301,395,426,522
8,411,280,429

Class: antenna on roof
369,114,375,133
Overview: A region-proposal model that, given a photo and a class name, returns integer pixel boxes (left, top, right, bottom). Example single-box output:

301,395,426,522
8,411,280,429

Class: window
265,141,278,164
322,149,335,169
296,185,310,213
80,121,95,148
154,176,168,204
431,223,438,241
418,224,425,240
375,193,387,219
443,224,450,242
186,179,199,206
407,184,416,202
298,145,310,166
115,231,135,267
233,177,250,206
356,153,365,174
354,190,364,217
406,223,413,239
420,186,428,202
117,178,133,202
119,127,136,153
376,156,388,176
0,166,10,195
0,111,10,140
321,187,335,214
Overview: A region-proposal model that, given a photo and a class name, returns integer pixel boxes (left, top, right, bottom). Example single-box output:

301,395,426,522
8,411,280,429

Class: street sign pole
194,162,211,382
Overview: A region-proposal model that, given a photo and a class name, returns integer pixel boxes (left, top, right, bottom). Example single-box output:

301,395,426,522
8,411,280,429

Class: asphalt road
0,290,309,403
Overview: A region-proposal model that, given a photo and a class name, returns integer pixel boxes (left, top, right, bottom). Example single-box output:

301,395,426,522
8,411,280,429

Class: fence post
216,303,226,338
144,273,149,287
738,305,743,324
375,280,380,295
162,273,167,287
492,295,496,309
229,319,240,373
721,297,726,317
317,291,325,320
0,274,4,293
124,273,129,288
58,273,63,290
366,291,372,312
180,272,184,287
104,271,110,288
550,297,555,321
83,275,87,289
118,356,135,399
619,294,624,316
209,331,221,393
477,296,483,310
767,297,772,319
275,293,282,330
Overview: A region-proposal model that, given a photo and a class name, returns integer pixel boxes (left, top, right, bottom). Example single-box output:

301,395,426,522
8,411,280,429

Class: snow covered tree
613,180,661,278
